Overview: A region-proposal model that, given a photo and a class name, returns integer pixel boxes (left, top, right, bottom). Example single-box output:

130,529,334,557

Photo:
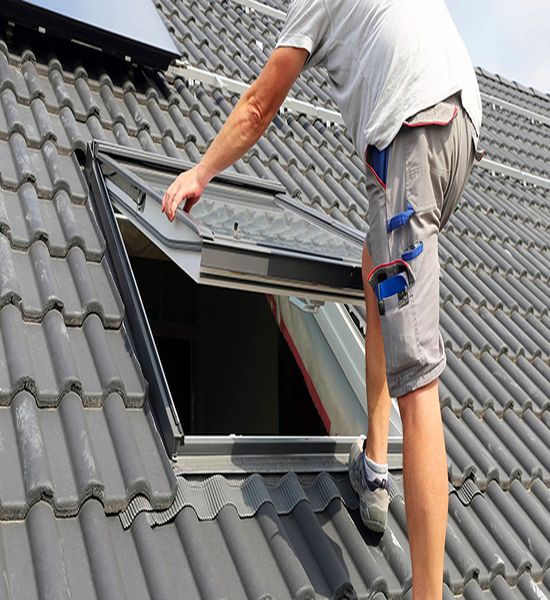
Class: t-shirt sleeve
274,0,329,70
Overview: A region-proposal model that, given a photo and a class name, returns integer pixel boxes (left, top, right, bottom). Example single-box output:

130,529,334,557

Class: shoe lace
367,475,390,492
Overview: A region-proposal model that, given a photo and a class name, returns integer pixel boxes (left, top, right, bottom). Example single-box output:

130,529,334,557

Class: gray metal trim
230,0,286,20
85,143,184,457
174,452,358,475
480,92,550,127
199,275,364,304
93,140,285,194
178,434,403,460
479,158,550,189
201,244,363,301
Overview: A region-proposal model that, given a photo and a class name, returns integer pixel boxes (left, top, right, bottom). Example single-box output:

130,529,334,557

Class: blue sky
446,0,550,93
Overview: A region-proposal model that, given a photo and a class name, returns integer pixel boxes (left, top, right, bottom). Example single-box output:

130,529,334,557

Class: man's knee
397,378,440,420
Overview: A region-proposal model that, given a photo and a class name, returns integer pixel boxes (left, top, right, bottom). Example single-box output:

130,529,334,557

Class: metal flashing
231,0,286,20
85,143,184,457
119,470,364,528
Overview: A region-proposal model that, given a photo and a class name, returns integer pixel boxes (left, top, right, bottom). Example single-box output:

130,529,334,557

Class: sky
446,0,550,93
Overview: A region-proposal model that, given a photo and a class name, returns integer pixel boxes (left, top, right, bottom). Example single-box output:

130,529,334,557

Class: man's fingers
162,188,174,214
174,189,187,208
168,190,187,220
183,195,200,214
170,197,180,220
163,170,205,221
183,197,194,213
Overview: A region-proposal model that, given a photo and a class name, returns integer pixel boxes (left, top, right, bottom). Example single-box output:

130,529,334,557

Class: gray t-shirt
275,0,482,157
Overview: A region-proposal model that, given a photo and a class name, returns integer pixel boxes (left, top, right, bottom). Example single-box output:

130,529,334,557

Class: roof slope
0,39,177,522
0,0,549,598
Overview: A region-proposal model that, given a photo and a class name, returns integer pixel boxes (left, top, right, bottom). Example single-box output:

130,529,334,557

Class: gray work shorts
364,93,478,398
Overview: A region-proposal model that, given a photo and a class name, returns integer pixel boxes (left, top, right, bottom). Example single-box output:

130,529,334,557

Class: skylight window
85,141,403,461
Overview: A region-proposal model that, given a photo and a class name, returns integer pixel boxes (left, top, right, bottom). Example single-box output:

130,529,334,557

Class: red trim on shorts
266,295,331,432
403,105,459,128
365,160,387,190
367,258,410,282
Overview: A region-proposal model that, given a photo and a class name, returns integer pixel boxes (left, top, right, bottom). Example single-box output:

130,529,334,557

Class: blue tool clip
368,259,413,316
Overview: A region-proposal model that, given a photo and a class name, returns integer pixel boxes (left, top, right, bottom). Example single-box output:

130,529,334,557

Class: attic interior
121,221,327,437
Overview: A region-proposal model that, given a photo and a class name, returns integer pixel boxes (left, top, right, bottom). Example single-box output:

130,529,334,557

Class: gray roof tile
0,18,181,546
0,134,87,201
461,572,550,599
0,237,123,326
0,305,146,407
444,407,550,489
0,391,175,518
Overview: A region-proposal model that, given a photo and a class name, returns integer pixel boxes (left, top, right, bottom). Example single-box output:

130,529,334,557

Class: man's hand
162,166,208,221
162,47,309,222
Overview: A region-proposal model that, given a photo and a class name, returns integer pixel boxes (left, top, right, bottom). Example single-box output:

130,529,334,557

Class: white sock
363,452,389,487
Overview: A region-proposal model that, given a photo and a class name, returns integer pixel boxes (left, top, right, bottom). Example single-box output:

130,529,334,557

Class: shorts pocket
402,101,458,214
381,293,424,379
403,101,458,129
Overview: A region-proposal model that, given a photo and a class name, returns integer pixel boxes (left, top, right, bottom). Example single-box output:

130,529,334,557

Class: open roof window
85,142,364,451
1,0,179,68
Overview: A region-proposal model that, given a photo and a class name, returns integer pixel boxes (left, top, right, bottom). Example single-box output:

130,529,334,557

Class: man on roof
163,0,482,597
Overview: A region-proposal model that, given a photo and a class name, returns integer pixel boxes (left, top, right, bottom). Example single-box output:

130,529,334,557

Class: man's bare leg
361,242,392,465
362,242,447,599
398,380,448,600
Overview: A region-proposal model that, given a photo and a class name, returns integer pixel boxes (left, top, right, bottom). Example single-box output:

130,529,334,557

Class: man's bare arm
162,47,309,221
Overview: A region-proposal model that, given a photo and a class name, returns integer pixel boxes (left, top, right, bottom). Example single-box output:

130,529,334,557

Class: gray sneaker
348,435,390,533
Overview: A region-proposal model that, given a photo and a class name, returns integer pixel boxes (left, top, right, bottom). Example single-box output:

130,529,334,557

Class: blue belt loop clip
387,203,415,233
401,240,424,262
